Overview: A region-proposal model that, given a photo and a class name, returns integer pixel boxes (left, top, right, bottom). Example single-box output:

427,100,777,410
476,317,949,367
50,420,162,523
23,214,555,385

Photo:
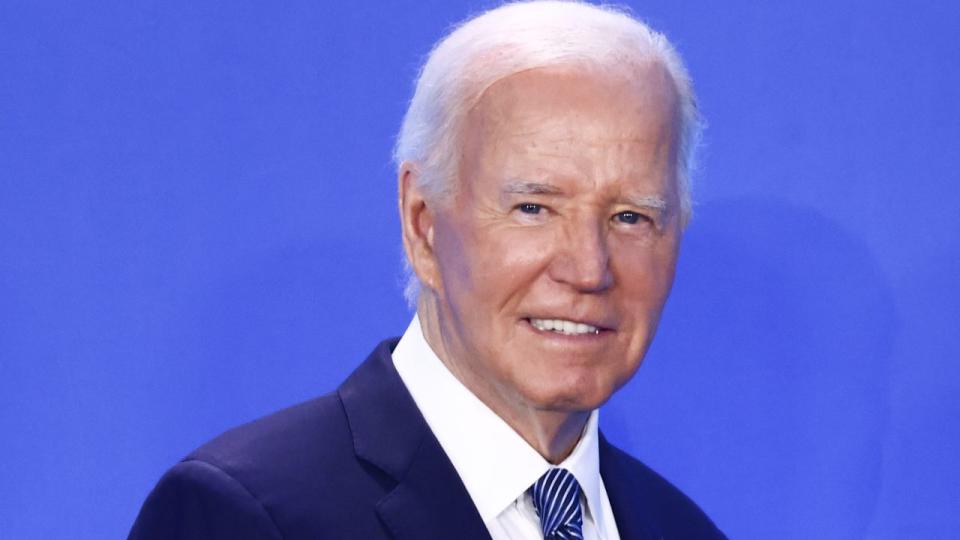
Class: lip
520,317,615,341
522,315,616,332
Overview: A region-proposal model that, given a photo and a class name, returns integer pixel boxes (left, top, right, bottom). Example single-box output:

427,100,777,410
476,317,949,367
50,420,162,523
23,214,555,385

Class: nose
548,220,614,293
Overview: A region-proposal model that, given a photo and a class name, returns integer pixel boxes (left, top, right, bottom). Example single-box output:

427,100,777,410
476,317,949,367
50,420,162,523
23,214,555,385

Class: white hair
394,0,703,305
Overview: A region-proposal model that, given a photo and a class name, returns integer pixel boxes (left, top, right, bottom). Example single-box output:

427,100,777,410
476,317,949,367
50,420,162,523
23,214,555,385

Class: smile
528,318,601,336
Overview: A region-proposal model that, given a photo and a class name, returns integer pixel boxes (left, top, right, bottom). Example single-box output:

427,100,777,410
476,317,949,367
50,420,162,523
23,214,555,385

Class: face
411,64,682,419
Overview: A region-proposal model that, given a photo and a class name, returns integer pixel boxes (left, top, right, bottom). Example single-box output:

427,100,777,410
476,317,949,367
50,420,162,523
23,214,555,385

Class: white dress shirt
392,316,621,540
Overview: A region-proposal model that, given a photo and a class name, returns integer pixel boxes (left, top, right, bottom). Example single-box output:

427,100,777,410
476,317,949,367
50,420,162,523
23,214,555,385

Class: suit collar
337,338,423,479
338,339,492,540
599,433,662,540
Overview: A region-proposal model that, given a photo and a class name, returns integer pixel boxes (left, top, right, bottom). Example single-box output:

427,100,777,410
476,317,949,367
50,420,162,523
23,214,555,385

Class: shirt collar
392,316,605,533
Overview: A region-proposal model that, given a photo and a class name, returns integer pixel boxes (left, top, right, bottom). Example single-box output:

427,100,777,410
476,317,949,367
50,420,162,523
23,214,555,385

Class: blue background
2,1,957,538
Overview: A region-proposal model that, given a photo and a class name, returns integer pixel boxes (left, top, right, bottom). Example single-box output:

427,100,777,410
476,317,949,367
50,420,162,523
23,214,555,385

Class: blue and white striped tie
531,468,585,540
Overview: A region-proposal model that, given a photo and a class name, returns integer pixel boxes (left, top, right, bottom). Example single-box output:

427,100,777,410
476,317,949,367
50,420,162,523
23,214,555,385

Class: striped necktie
531,468,585,540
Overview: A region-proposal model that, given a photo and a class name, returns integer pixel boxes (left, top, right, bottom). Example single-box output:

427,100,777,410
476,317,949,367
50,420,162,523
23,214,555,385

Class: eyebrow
623,195,668,211
501,181,565,196
501,180,669,212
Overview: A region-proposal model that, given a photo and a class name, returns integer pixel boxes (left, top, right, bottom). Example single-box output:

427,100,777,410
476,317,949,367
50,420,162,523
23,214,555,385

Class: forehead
460,64,680,189
469,62,678,140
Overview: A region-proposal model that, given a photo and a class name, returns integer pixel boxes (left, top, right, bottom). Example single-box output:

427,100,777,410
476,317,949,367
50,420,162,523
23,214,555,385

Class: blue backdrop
2,1,957,538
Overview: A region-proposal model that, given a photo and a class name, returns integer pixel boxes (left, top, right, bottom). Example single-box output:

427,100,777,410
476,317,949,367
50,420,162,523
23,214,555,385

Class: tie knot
531,468,584,539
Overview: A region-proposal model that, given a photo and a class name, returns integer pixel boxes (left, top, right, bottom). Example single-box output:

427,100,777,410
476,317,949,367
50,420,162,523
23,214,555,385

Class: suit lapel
338,340,492,540
599,433,662,540
375,432,493,540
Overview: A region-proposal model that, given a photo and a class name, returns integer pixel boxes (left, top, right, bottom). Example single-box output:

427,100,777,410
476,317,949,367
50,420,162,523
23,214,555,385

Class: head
396,1,701,421
396,2,702,303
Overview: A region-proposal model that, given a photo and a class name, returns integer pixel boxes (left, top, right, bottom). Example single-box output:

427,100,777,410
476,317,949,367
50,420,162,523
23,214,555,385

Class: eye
517,203,543,215
615,211,646,224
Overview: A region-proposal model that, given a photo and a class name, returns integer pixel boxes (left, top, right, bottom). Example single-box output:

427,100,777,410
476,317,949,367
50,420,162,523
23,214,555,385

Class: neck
416,297,591,464
513,407,591,464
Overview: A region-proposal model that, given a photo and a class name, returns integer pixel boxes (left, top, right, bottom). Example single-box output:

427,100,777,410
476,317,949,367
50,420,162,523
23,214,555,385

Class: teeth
529,318,599,335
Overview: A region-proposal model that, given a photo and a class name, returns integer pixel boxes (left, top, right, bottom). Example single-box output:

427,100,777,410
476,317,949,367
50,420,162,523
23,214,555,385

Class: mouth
525,317,610,337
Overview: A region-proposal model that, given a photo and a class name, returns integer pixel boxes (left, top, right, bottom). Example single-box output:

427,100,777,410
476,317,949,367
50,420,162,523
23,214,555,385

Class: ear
398,162,443,295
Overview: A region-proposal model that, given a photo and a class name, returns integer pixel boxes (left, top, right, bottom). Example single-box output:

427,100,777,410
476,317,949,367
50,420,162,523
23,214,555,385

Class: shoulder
188,392,353,476
128,457,283,539
131,393,392,539
600,438,727,539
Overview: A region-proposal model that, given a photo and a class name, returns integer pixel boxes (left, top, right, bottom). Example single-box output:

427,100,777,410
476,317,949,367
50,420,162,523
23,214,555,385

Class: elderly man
130,2,725,539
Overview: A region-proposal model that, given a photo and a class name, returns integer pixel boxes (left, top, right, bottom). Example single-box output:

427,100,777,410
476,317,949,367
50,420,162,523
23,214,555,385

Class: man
130,1,726,538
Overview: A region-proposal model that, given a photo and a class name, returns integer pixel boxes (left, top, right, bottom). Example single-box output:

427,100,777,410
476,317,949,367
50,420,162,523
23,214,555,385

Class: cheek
652,242,680,295
432,215,480,297
467,226,555,292
614,239,679,305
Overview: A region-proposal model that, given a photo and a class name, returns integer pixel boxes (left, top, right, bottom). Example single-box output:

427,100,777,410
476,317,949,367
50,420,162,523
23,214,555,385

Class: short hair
394,0,703,305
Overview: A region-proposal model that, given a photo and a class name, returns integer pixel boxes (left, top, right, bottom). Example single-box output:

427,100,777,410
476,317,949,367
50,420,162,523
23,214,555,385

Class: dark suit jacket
130,339,726,539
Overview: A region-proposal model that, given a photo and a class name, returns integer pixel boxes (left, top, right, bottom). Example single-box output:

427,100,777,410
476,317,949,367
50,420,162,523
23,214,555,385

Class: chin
523,375,618,413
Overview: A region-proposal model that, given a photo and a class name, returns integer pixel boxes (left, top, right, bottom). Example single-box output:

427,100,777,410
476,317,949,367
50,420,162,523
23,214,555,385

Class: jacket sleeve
128,459,283,540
